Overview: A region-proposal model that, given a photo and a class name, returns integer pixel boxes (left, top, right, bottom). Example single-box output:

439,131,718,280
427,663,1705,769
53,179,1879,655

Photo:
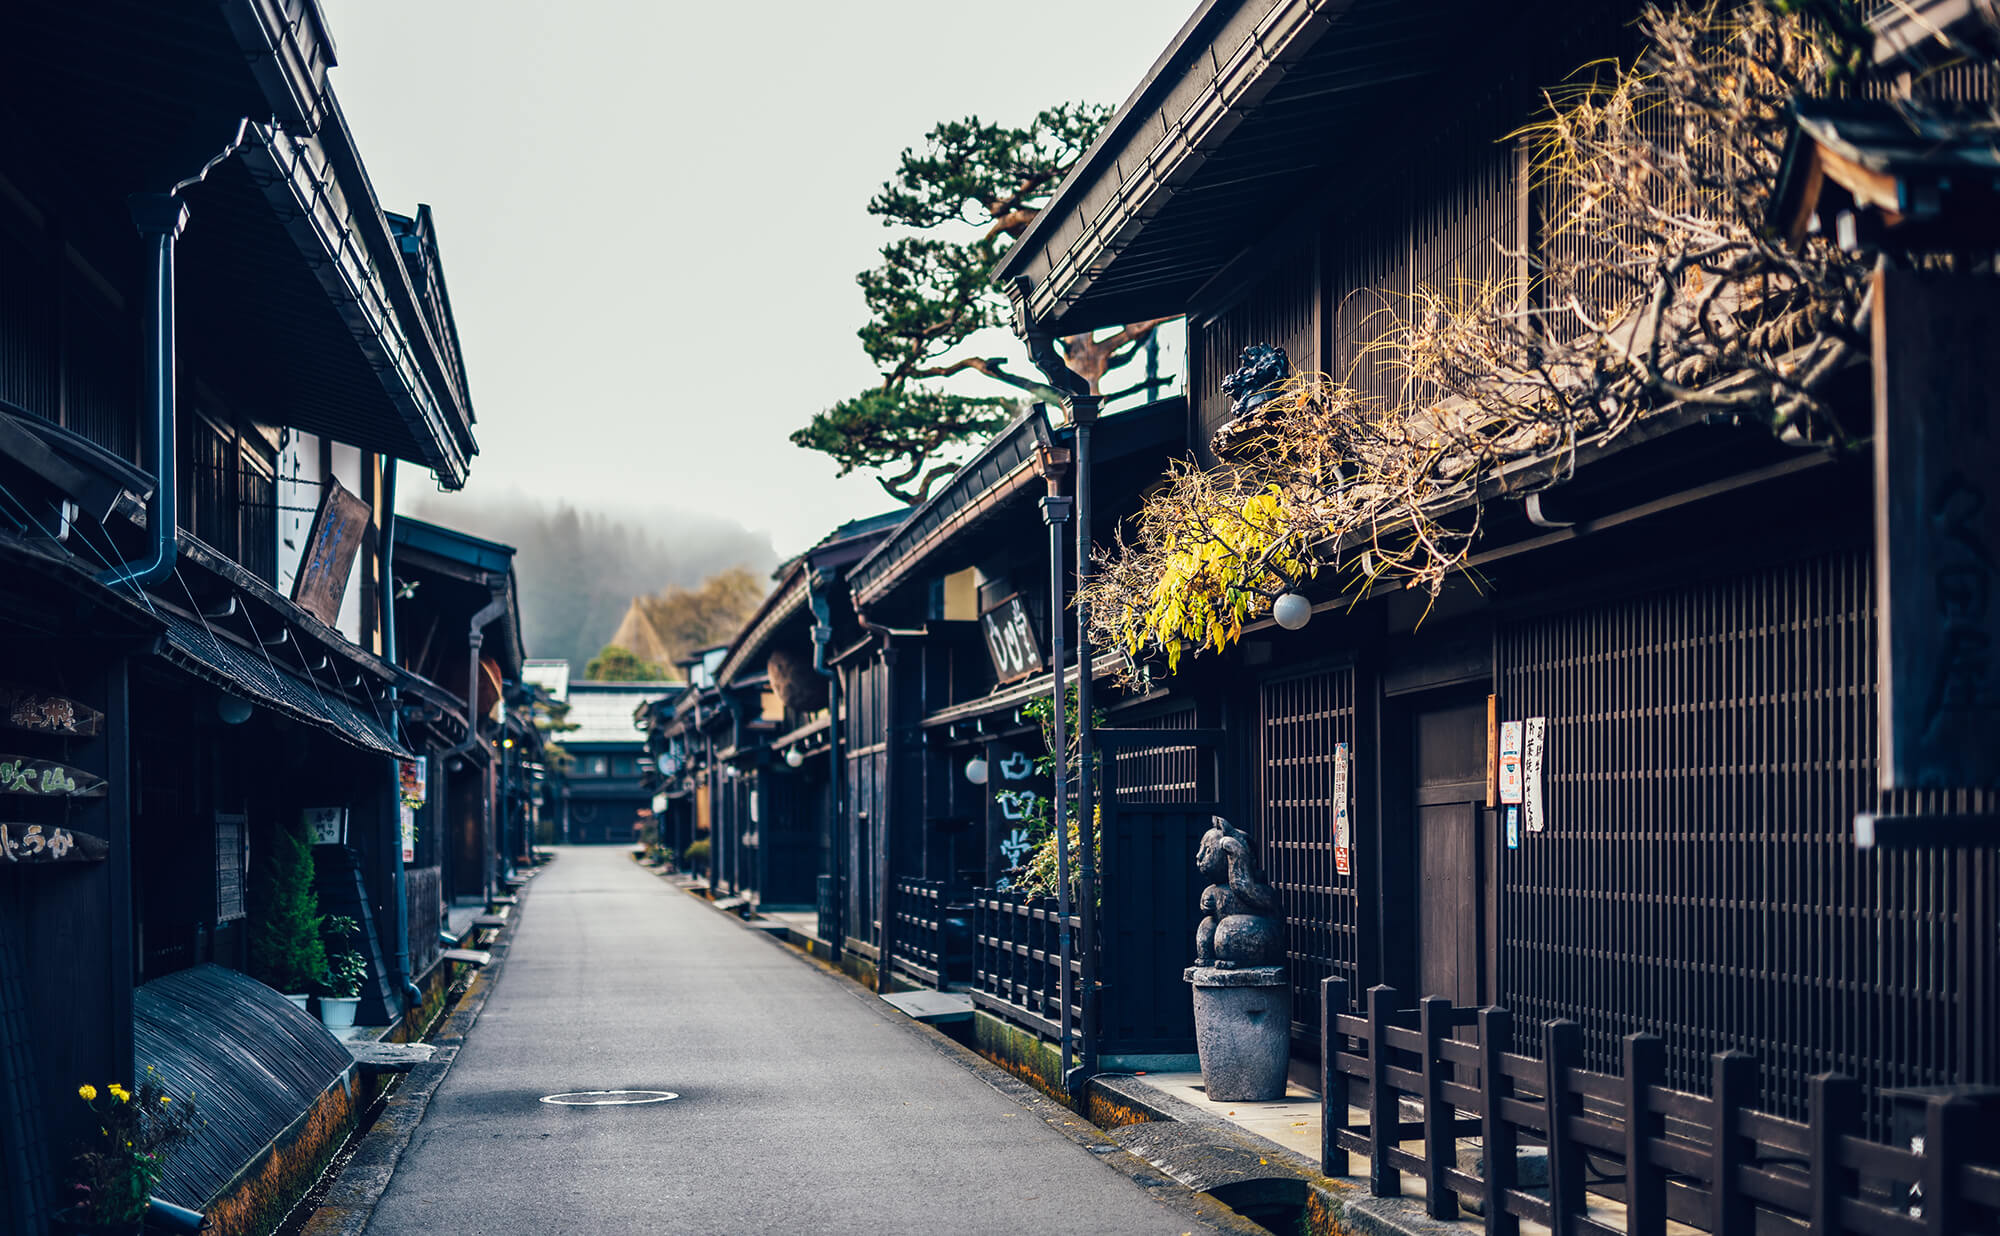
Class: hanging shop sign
399,756,428,807
399,802,416,864
1874,268,2000,789
0,686,103,737
302,806,348,846
0,823,107,863
290,478,371,627
1522,717,1547,832
980,594,1043,683
1498,721,1524,805
1333,741,1352,876
0,756,104,798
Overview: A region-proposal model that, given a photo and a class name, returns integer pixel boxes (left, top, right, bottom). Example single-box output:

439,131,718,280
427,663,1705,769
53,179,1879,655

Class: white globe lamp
1272,592,1313,631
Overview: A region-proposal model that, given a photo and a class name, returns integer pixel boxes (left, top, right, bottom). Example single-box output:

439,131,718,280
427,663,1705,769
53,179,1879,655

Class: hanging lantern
1272,592,1313,631
964,757,989,785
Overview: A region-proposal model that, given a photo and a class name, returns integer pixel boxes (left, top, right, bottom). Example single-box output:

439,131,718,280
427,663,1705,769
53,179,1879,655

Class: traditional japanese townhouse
0,2,483,1230
994,0,1997,1146
562,680,679,846
702,512,901,921
388,517,527,923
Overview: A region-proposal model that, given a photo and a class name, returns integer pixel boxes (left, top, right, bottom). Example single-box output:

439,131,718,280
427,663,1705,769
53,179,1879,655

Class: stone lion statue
1193,816,1284,968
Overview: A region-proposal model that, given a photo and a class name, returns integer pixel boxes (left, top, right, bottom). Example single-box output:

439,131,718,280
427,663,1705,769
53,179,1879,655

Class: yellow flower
108,1084,130,1104
159,1095,171,1105
78,1084,97,1102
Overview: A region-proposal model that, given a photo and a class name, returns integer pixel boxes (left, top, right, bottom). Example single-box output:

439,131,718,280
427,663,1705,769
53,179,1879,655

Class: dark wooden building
0,2,489,1229
993,0,1999,1132
562,680,678,846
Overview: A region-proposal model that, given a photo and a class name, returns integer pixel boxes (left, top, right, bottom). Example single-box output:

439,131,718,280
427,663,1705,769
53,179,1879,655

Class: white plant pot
285,993,311,1011
319,995,360,1029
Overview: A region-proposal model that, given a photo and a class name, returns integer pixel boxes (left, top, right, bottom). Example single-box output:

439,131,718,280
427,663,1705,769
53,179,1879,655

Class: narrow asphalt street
364,846,1213,1234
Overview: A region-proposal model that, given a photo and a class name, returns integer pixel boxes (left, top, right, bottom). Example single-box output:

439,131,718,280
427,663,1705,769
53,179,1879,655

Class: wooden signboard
1874,268,2000,789
290,477,371,626
980,594,1043,684
0,686,103,737
0,824,107,863
0,756,104,798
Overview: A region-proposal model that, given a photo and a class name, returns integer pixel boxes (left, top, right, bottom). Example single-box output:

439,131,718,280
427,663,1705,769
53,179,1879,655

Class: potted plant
318,915,367,1029
57,1071,199,1235
249,815,328,1008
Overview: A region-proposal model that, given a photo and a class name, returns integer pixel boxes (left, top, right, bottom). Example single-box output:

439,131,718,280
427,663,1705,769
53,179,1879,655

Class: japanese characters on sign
0,756,105,798
980,594,1043,683
1506,805,1520,850
399,802,417,863
989,742,1047,886
1873,269,2000,788
290,478,371,627
0,686,103,737
1522,717,1547,832
0,823,105,863
1499,721,1524,805
302,806,347,847
1333,741,1351,876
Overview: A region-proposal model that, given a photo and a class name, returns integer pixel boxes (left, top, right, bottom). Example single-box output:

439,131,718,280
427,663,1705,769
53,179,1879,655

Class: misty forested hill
405,494,776,670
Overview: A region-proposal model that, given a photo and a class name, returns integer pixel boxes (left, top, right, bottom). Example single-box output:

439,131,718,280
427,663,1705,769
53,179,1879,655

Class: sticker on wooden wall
1499,721,1523,805
1506,805,1520,850
1523,717,1547,832
1333,741,1351,876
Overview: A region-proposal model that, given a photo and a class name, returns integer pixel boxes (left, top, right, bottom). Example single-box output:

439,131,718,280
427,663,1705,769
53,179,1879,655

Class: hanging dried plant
1085,0,1977,675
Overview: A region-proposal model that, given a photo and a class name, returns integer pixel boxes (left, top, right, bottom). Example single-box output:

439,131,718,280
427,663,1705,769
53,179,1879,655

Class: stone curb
298,870,539,1236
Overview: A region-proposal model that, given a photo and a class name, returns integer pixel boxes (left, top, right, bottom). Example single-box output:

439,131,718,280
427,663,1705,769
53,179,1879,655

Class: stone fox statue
1193,816,1284,968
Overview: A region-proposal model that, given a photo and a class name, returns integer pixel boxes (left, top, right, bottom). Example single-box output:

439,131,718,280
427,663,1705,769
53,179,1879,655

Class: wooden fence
888,878,970,988
971,888,1084,1043
1319,980,2000,1235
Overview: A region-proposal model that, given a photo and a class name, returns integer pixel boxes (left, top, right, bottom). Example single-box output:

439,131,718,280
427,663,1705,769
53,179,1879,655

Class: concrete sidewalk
361,846,1240,1235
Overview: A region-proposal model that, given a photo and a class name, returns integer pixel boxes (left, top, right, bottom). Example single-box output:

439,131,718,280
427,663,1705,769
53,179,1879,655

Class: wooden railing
1319,980,2000,1235
888,878,969,988
405,864,443,978
971,889,1085,1043
815,874,842,951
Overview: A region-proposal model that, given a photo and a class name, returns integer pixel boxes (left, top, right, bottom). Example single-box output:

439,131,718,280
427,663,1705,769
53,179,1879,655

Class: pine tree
250,816,329,995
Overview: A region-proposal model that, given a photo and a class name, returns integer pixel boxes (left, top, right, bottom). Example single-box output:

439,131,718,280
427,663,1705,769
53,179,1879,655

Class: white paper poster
1523,716,1547,832
1333,742,1351,876
400,802,417,863
1499,721,1524,805
303,806,347,847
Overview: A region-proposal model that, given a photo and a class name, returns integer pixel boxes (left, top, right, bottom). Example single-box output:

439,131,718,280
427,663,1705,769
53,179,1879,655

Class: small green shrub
250,816,328,995
683,839,711,873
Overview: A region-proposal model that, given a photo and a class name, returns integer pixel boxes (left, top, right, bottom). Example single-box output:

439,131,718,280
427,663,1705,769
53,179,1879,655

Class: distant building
562,681,680,844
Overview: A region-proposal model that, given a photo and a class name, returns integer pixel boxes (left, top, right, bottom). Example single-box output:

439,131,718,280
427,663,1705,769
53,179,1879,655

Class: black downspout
98,196,186,592
807,571,844,959
1020,283,1103,1089
381,460,420,1012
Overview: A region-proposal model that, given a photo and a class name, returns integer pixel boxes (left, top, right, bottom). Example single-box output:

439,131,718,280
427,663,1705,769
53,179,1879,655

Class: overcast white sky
330,1,1196,558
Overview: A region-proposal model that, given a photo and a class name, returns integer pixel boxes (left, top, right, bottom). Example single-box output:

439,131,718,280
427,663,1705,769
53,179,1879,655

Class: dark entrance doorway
1407,691,1486,1007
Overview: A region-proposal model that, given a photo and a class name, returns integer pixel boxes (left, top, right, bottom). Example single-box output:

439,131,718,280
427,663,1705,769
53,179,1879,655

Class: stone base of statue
1184,964,1289,1101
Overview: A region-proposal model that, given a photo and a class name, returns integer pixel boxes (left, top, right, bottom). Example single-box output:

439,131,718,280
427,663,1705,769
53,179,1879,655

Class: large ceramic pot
284,993,311,1012
1185,965,1290,1101
319,995,360,1029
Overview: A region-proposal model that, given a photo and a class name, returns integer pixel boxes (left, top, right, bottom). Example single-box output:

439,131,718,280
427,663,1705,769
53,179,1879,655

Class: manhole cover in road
539,1090,679,1106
